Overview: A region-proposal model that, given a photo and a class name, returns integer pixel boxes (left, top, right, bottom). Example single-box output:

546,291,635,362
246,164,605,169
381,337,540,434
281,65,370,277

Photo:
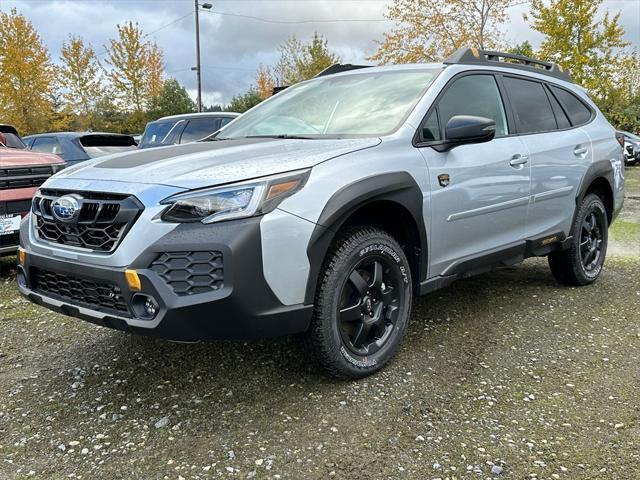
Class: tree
255,64,276,100
526,0,628,98
0,8,57,134
105,22,164,115
508,41,535,58
227,89,263,113
146,42,165,101
370,0,510,64
147,78,195,120
59,35,104,130
275,33,340,84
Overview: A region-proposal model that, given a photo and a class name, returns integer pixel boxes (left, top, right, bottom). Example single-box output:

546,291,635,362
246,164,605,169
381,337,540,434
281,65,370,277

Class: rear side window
31,136,64,156
503,77,556,134
180,118,219,143
549,86,592,126
546,88,571,129
436,74,509,138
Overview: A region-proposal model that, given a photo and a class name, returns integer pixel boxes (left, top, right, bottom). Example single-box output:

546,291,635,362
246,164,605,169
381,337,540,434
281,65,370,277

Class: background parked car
23,132,137,166
0,126,65,255
618,131,640,165
138,112,239,149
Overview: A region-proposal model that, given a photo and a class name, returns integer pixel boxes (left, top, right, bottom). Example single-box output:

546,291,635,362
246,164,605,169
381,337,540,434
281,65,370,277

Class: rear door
417,73,531,277
502,76,592,239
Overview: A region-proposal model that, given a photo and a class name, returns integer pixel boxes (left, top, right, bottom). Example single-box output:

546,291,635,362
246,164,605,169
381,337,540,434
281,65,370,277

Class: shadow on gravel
46,261,561,391
0,255,17,278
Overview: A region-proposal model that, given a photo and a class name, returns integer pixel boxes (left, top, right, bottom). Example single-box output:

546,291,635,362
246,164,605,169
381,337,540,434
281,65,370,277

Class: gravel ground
1,168,639,480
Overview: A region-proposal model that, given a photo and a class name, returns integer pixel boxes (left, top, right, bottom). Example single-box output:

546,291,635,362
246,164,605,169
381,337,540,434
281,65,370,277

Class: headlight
52,163,67,174
160,169,310,224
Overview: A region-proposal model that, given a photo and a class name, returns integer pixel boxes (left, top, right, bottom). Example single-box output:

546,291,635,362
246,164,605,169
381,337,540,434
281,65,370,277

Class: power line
143,11,193,38
201,9,393,24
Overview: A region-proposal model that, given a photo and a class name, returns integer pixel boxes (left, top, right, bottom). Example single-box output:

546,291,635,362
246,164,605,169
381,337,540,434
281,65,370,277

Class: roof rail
443,47,571,82
314,63,371,78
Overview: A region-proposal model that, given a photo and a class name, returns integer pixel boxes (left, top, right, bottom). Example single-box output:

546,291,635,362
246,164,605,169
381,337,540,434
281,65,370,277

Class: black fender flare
574,159,615,223
304,171,428,305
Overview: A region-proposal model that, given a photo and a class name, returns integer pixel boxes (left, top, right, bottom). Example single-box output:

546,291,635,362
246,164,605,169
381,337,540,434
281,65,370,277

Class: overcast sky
1,0,639,105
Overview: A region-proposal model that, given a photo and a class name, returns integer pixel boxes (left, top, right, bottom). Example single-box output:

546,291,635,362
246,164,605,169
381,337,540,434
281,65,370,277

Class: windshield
219,69,439,139
139,119,186,149
0,132,26,149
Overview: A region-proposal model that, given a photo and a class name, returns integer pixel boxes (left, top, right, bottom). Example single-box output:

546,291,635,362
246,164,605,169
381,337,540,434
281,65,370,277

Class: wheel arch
304,172,428,305
576,161,615,224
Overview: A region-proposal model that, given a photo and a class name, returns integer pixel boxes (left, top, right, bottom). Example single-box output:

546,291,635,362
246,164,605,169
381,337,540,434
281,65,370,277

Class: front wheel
306,227,412,379
548,193,608,286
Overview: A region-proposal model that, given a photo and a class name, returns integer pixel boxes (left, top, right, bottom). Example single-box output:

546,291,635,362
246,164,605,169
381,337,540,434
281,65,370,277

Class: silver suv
17,48,625,378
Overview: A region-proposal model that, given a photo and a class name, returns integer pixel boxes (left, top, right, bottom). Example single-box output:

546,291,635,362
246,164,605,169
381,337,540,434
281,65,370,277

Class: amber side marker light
125,269,141,291
266,179,300,201
18,248,26,265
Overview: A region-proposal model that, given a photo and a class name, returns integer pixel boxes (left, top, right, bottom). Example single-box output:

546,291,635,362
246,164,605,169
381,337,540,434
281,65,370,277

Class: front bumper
17,217,312,341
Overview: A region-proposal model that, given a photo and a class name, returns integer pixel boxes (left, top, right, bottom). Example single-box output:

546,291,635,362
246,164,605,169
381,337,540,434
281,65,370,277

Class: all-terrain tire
548,193,608,286
305,227,412,379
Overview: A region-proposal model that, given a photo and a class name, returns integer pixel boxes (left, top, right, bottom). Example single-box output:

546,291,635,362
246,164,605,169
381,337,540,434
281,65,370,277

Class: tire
548,193,608,286
305,227,413,379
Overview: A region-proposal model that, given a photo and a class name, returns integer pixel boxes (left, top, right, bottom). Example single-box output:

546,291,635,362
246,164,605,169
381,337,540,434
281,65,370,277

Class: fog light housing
131,294,159,320
144,297,158,317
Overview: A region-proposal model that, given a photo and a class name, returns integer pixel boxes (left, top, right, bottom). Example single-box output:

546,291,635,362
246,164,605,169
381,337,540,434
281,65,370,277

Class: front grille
32,189,143,252
150,251,224,296
0,165,57,190
32,268,129,315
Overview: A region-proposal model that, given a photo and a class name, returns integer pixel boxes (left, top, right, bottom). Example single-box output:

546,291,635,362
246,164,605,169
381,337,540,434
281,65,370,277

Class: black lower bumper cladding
18,217,312,341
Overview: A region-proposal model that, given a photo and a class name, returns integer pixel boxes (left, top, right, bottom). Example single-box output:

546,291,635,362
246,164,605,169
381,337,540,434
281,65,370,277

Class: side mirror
433,115,496,152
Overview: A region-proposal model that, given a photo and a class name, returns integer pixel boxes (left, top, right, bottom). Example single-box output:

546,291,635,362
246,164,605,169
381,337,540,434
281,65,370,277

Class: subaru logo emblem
52,195,81,222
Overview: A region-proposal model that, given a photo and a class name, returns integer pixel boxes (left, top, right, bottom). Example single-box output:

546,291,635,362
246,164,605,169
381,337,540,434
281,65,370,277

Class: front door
417,73,531,277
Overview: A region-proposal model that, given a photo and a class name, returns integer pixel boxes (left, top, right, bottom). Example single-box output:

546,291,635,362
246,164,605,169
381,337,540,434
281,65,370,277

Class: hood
53,137,381,190
0,147,64,166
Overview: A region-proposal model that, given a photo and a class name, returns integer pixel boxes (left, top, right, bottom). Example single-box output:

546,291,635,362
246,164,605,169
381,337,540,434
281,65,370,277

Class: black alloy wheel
338,256,402,356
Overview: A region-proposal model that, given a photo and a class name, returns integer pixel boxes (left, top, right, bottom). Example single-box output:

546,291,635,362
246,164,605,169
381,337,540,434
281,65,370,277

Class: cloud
2,0,639,106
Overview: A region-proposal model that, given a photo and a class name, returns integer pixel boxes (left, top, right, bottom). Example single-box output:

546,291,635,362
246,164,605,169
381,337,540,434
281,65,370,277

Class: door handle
509,154,529,168
574,146,588,157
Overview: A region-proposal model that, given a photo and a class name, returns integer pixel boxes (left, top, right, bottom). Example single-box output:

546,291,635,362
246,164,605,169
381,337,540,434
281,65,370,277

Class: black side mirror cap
432,115,496,152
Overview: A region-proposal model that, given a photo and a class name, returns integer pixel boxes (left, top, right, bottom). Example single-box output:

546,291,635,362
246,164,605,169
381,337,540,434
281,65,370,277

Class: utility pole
193,1,212,112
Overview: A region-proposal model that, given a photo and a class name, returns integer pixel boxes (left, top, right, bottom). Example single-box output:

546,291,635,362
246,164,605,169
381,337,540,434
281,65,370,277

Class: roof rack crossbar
314,63,372,78
443,47,571,82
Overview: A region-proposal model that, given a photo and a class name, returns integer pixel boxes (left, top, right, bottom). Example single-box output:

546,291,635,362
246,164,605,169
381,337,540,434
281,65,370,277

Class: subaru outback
17,48,625,378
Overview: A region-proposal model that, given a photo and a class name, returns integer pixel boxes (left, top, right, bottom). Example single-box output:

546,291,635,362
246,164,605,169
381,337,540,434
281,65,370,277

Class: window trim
412,70,514,148
413,69,596,148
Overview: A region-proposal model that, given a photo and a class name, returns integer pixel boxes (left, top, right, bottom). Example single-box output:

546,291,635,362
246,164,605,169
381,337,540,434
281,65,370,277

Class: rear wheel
306,227,412,379
548,193,608,286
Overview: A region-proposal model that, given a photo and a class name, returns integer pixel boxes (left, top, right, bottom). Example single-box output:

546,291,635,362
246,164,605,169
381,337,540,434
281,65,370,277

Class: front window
139,119,187,149
218,69,440,139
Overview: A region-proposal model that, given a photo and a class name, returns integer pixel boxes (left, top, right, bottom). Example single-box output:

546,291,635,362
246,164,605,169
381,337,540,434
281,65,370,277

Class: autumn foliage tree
527,0,628,97
275,33,340,84
371,0,510,64
59,36,104,129
104,22,168,131
255,64,276,100
0,8,57,134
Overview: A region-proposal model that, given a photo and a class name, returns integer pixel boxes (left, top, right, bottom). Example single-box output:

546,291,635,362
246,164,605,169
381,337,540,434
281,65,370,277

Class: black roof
443,47,572,82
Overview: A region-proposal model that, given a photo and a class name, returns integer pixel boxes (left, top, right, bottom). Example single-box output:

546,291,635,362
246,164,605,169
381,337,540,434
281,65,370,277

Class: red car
0,125,66,256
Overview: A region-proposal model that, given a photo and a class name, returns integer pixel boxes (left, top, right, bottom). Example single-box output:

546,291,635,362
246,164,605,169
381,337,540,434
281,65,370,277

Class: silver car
17,48,624,379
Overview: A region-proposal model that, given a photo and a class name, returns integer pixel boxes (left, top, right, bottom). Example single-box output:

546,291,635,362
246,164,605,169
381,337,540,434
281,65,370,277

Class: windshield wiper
244,134,317,140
